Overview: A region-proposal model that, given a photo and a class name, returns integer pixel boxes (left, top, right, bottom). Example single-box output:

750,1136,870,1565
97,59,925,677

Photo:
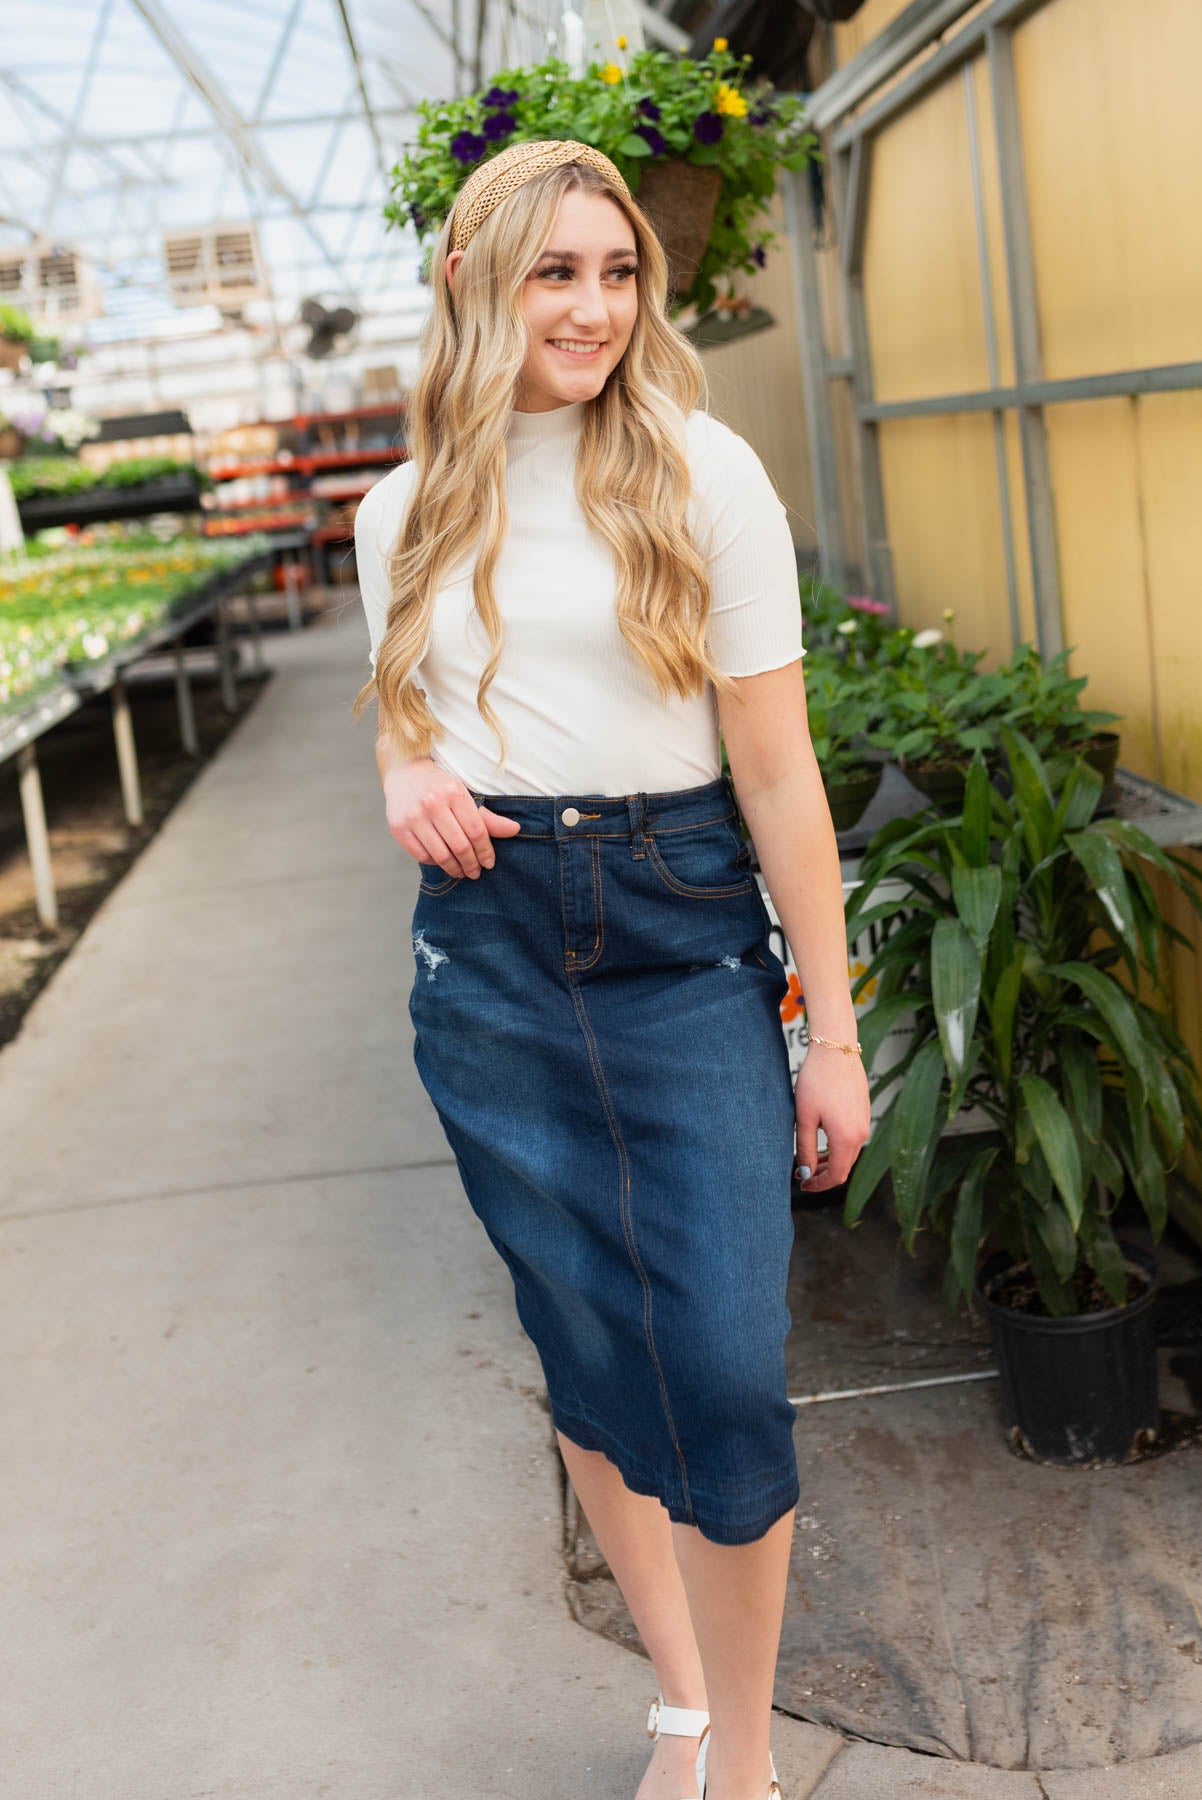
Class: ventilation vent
163,223,265,308
0,242,102,324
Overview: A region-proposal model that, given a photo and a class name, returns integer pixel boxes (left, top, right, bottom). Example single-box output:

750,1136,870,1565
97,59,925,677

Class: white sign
757,872,912,1123
757,871,992,1141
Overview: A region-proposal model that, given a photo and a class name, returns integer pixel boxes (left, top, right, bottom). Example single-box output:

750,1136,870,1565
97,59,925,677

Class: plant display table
0,539,280,930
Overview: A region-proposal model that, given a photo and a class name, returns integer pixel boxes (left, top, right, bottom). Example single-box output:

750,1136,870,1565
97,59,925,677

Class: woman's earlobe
445,249,462,290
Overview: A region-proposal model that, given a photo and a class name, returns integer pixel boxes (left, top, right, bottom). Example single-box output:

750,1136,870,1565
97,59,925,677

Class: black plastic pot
823,763,884,832
903,760,968,813
978,1246,1159,1465
1083,730,1121,786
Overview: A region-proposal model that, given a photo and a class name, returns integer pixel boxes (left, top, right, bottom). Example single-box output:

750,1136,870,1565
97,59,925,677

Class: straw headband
449,138,633,253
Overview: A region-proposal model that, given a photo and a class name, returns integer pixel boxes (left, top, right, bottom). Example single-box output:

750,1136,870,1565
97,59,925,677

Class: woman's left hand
794,1045,872,1194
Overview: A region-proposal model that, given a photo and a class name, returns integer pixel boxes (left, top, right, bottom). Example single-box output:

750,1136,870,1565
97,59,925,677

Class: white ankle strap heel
645,1695,711,1800
695,1724,782,1799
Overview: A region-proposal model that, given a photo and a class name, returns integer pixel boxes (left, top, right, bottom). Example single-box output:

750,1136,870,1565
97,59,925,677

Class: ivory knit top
355,399,804,796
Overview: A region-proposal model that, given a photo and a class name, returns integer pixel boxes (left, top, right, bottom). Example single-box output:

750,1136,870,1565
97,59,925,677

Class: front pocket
417,863,464,895
643,813,757,901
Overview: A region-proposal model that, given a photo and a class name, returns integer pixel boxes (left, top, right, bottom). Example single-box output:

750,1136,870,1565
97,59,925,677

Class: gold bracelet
807,1030,863,1057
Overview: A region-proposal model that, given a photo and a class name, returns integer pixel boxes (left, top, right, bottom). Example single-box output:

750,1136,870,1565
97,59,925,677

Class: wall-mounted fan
298,296,360,359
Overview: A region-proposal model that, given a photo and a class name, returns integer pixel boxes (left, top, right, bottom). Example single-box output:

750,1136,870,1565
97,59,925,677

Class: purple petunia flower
693,111,724,145
634,123,667,156
751,244,767,267
749,105,776,126
409,201,427,230
635,98,661,120
482,86,520,107
450,130,487,163
483,110,516,140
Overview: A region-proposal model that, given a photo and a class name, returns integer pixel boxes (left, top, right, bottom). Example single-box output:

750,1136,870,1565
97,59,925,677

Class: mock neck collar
506,398,588,445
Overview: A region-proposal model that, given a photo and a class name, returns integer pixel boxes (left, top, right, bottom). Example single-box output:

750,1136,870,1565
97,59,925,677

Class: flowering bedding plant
0,537,264,719
801,582,1124,776
8,454,205,502
386,40,818,314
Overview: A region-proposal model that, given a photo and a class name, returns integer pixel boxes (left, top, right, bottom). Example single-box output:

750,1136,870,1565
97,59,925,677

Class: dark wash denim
409,772,800,1545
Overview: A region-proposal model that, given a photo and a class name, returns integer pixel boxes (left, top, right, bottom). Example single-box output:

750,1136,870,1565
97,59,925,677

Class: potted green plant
842,729,1202,1464
996,643,1122,784
865,627,999,809
386,40,817,314
0,303,34,372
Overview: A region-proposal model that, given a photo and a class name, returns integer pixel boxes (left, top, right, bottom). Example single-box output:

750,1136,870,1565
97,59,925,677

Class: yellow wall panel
1137,392,1202,804
878,414,1013,658
863,82,991,402
701,190,817,552
1044,399,1161,779
1014,0,1202,378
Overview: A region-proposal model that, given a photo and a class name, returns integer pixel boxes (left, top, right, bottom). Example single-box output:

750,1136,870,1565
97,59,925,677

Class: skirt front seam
565,971,697,1526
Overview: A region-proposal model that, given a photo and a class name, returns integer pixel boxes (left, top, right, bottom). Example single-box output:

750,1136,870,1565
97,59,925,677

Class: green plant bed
0,538,265,716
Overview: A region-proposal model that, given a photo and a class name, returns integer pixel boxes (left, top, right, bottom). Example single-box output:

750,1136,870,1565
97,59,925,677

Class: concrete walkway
1,605,1197,1799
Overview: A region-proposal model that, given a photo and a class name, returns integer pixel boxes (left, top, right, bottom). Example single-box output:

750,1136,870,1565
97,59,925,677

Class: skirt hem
549,1398,800,1547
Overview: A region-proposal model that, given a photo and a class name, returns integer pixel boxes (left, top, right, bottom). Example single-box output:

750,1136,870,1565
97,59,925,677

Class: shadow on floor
564,1200,1202,1772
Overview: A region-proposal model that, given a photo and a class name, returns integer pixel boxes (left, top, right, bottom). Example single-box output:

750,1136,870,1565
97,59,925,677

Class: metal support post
215,595,238,713
16,742,58,931
833,139,898,616
963,60,1022,651
173,636,199,756
283,556,303,631
111,676,144,828
988,22,1064,658
244,579,267,674
781,166,848,592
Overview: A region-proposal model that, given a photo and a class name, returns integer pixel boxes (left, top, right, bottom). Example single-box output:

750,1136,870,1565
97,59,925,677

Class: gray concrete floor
1,604,1196,1798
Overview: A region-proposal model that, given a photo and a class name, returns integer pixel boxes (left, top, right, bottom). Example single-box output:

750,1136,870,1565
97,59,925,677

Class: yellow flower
615,34,626,48
715,83,747,117
599,62,622,84
713,37,728,52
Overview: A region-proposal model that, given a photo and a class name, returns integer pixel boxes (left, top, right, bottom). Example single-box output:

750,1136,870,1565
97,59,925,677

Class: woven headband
449,138,633,253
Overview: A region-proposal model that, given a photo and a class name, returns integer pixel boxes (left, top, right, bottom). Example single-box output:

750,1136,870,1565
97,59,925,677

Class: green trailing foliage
843,729,1202,1317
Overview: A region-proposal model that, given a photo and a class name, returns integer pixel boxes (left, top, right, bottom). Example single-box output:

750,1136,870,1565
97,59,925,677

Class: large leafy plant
843,730,1202,1316
386,43,816,314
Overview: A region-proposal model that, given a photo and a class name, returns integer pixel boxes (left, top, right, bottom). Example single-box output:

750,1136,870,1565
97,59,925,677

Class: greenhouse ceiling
0,0,690,345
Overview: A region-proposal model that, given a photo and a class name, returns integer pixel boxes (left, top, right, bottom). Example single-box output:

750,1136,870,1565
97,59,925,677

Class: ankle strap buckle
647,1695,711,1740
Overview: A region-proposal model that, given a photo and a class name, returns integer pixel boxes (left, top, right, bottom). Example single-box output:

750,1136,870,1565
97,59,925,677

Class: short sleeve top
355,400,803,795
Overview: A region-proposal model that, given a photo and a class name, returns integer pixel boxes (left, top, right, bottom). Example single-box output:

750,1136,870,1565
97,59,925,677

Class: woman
353,139,870,1800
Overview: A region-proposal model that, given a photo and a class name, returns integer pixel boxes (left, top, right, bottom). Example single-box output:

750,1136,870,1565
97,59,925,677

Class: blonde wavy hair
351,159,743,769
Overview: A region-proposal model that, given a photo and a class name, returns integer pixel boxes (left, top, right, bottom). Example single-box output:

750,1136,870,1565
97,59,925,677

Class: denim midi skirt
409,772,800,1545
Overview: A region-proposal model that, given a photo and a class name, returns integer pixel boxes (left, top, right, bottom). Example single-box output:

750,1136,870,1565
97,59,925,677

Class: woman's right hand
382,754,521,880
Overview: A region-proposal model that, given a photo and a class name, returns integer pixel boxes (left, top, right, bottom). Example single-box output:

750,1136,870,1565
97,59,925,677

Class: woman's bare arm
716,658,870,1191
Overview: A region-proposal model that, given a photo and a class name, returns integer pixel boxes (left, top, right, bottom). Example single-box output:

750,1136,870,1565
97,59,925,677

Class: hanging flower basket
387,41,818,317
0,337,27,373
631,160,723,305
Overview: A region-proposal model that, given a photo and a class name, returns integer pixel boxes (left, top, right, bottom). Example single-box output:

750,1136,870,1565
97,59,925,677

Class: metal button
561,806,581,826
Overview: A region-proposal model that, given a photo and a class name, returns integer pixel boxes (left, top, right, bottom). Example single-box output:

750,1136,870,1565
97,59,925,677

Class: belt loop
626,792,648,859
